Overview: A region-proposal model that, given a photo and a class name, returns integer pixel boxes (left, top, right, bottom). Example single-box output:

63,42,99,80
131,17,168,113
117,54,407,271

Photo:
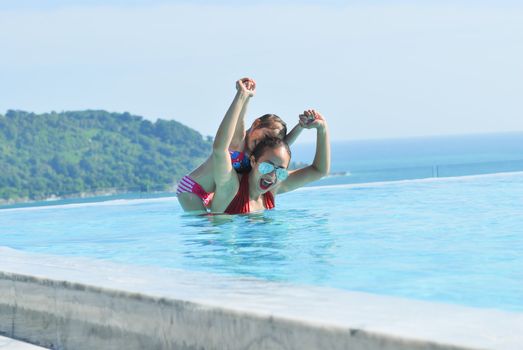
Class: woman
177,78,304,213
208,79,330,214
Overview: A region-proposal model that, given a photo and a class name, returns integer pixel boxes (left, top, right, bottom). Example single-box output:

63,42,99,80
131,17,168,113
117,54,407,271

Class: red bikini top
224,173,275,214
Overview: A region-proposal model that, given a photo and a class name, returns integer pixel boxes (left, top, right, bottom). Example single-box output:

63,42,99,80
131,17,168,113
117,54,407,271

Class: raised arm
275,110,330,194
284,123,304,146
230,78,256,150
212,79,254,186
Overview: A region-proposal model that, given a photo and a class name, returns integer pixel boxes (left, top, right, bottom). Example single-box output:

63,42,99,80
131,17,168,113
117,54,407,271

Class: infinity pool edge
1,247,521,350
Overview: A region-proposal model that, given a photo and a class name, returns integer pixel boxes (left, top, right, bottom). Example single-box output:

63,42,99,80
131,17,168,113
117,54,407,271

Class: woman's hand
274,108,330,195
236,77,256,97
299,109,326,130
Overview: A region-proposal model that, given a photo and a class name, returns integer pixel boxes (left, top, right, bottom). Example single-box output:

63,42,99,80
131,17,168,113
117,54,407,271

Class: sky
1,0,522,142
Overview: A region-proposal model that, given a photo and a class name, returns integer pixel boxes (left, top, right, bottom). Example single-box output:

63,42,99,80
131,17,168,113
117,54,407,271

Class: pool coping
1,246,522,350
0,335,49,350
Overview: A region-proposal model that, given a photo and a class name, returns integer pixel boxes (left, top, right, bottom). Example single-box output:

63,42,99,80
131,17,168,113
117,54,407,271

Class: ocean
292,132,523,186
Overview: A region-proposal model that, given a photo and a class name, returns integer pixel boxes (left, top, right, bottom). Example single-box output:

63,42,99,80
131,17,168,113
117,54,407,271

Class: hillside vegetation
0,110,211,202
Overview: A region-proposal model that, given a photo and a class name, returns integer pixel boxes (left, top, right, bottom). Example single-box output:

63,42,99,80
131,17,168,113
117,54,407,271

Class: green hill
0,110,211,202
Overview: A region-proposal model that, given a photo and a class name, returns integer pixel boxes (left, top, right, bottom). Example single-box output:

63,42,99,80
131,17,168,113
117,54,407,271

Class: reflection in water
178,209,336,284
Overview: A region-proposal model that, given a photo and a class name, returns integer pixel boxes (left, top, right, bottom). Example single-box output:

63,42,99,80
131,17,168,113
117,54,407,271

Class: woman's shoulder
210,173,242,213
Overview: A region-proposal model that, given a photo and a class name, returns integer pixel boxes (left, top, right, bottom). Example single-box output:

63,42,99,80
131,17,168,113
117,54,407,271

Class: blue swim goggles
258,162,289,181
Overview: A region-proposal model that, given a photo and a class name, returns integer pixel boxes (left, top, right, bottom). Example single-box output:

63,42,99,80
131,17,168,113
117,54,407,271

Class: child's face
247,126,283,153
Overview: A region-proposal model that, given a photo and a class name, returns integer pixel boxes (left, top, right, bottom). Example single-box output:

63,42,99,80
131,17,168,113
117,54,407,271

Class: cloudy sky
1,0,522,141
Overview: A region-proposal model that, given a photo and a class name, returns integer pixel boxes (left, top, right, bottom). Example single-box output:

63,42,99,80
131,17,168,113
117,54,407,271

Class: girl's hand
299,109,326,130
236,77,256,97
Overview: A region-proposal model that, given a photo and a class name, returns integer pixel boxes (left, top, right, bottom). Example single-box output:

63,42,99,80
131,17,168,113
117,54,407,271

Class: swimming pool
1,172,522,312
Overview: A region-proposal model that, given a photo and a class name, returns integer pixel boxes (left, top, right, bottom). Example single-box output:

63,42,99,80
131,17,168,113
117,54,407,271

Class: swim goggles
258,162,289,181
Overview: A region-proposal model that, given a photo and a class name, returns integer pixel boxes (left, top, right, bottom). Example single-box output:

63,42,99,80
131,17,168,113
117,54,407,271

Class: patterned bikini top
229,150,252,173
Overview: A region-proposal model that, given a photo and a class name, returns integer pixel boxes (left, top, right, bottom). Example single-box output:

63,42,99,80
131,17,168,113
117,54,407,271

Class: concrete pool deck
0,336,48,350
1,246,522,350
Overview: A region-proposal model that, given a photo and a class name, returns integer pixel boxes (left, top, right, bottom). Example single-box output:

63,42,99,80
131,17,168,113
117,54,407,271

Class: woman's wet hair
254,114,287,139
251,137,291,162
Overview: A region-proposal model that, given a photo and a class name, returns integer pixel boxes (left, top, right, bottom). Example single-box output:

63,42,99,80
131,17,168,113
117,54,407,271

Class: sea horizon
2,130,523,210
292,130,523,172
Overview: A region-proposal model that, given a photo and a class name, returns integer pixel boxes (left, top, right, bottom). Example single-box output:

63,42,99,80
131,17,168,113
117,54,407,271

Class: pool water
1,172,522,312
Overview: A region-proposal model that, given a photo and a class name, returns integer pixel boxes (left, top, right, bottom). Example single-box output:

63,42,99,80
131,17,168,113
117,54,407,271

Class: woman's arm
212,79,254,186
275,110,330,194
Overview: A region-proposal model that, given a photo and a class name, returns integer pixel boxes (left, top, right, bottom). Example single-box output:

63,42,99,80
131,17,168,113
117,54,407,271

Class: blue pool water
1,172,523,312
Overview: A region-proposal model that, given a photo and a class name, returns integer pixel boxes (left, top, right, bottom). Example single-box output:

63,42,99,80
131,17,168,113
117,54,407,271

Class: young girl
177,78,304,213
183,78,330,214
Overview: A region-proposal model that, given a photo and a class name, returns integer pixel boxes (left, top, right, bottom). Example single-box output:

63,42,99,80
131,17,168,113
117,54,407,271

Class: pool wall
1,247,522,350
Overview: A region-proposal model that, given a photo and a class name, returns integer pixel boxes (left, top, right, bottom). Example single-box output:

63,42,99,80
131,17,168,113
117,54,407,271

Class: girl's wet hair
254,114,287,139
252,137,291,162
